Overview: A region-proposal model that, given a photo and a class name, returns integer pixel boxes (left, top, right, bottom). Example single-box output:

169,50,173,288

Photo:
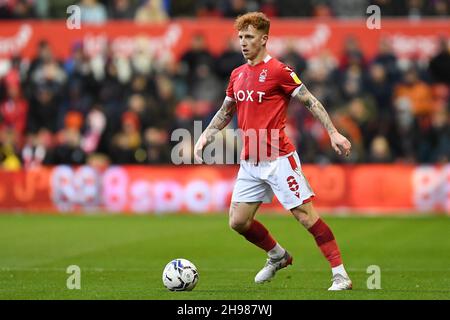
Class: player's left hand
330,132,352,157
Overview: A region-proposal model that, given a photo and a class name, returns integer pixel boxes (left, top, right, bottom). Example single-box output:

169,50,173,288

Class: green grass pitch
0,213,449,300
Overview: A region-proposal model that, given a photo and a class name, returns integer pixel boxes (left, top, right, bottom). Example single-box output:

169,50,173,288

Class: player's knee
229,216,251,233
295,212,310,227
291,205,316,228
228,208,252,233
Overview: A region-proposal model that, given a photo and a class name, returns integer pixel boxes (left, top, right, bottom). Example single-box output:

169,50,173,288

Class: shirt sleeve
225,70,236,101
278,64,303,97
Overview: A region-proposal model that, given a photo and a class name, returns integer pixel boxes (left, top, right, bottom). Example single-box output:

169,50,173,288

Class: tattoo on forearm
297,86,336,134
204,99,236,139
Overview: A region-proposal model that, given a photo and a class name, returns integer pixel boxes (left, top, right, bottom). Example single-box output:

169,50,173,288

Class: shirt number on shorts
286,176,300,198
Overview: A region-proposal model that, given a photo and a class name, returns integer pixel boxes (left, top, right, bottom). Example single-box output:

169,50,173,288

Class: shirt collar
263,55,272,63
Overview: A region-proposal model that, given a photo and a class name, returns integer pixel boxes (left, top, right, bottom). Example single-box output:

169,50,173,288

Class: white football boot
254,251,293,284
328,273,353,291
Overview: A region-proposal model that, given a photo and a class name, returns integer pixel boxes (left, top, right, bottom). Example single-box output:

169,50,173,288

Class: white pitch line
0,267,449,272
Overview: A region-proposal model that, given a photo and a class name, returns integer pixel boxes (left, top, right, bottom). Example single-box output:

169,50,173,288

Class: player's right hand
330,131,352,157
194,134,207,163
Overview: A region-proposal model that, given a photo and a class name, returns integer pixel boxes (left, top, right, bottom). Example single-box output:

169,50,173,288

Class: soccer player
194,12,352,290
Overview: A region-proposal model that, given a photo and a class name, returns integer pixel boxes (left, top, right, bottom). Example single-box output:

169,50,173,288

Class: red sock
308,218,343,267
240,220,276,252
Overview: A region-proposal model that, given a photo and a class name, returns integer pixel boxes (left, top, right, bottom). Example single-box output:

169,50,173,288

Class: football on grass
162,258,199,291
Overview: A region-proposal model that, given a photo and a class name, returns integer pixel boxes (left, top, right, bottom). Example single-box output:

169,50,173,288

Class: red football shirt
226,55,303,162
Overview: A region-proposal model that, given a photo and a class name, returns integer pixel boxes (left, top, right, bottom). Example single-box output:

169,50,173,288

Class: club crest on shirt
259,69,268,82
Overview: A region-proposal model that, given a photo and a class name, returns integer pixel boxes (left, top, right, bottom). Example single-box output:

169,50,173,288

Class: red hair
234,12,270,34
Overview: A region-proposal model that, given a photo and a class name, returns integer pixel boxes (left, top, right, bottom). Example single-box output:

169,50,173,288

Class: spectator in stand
388,97,421,162
153,74,176,129
98,57,127,134
330,0,368,17
126,93,153,131
394,67,433,116
126,74,157,102
179,33,215,82
223,0,251,17
368,135,393,163
425,0,449,16
143,127,170,163
216,38,245,80
26,44,66,134
54,111,86,164
196,0,223,17
21,129,54,168
346,97,378,156
259,0,278,17
79,0,107,24
406,0,426,20
174,96,196,131
422,108,449,163
110,111,142,163
340,36,366,71
108,0,136,19
0,129,21,170
0,81,28,150
365,63,394,117
276,0,312,16
191,63,222,108
135,0,169,23
62,42,97,122
64,42,97,91
0,0,14,19
130,38,154,76
372,38,400,83
0,0,36,19
27,40,56,88
429,37,450,84
311,2,333,17
81,106,107,155
303,50,340,109
13,0,36,18
27,84,61,134
340,64,365,102
280,41,307,77
369,0,408,16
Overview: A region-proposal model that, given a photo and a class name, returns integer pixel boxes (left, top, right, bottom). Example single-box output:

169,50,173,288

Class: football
162,258,199,291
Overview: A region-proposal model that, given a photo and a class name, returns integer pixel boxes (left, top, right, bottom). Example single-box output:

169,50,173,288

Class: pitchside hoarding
0,19,448,62
0,165,448,214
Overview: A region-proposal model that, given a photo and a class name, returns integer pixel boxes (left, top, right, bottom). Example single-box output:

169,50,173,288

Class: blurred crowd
0,29,449,169
0,0,448,21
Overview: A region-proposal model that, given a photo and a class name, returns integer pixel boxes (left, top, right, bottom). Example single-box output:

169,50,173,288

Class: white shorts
231,151,315,210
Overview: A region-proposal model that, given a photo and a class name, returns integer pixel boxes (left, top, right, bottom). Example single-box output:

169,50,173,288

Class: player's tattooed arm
204,98,237,139
296,85,337,135
194,98,236,162
295,85,352,156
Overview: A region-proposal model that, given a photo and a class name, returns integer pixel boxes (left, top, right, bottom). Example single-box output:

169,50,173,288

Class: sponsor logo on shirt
234,90,266,103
